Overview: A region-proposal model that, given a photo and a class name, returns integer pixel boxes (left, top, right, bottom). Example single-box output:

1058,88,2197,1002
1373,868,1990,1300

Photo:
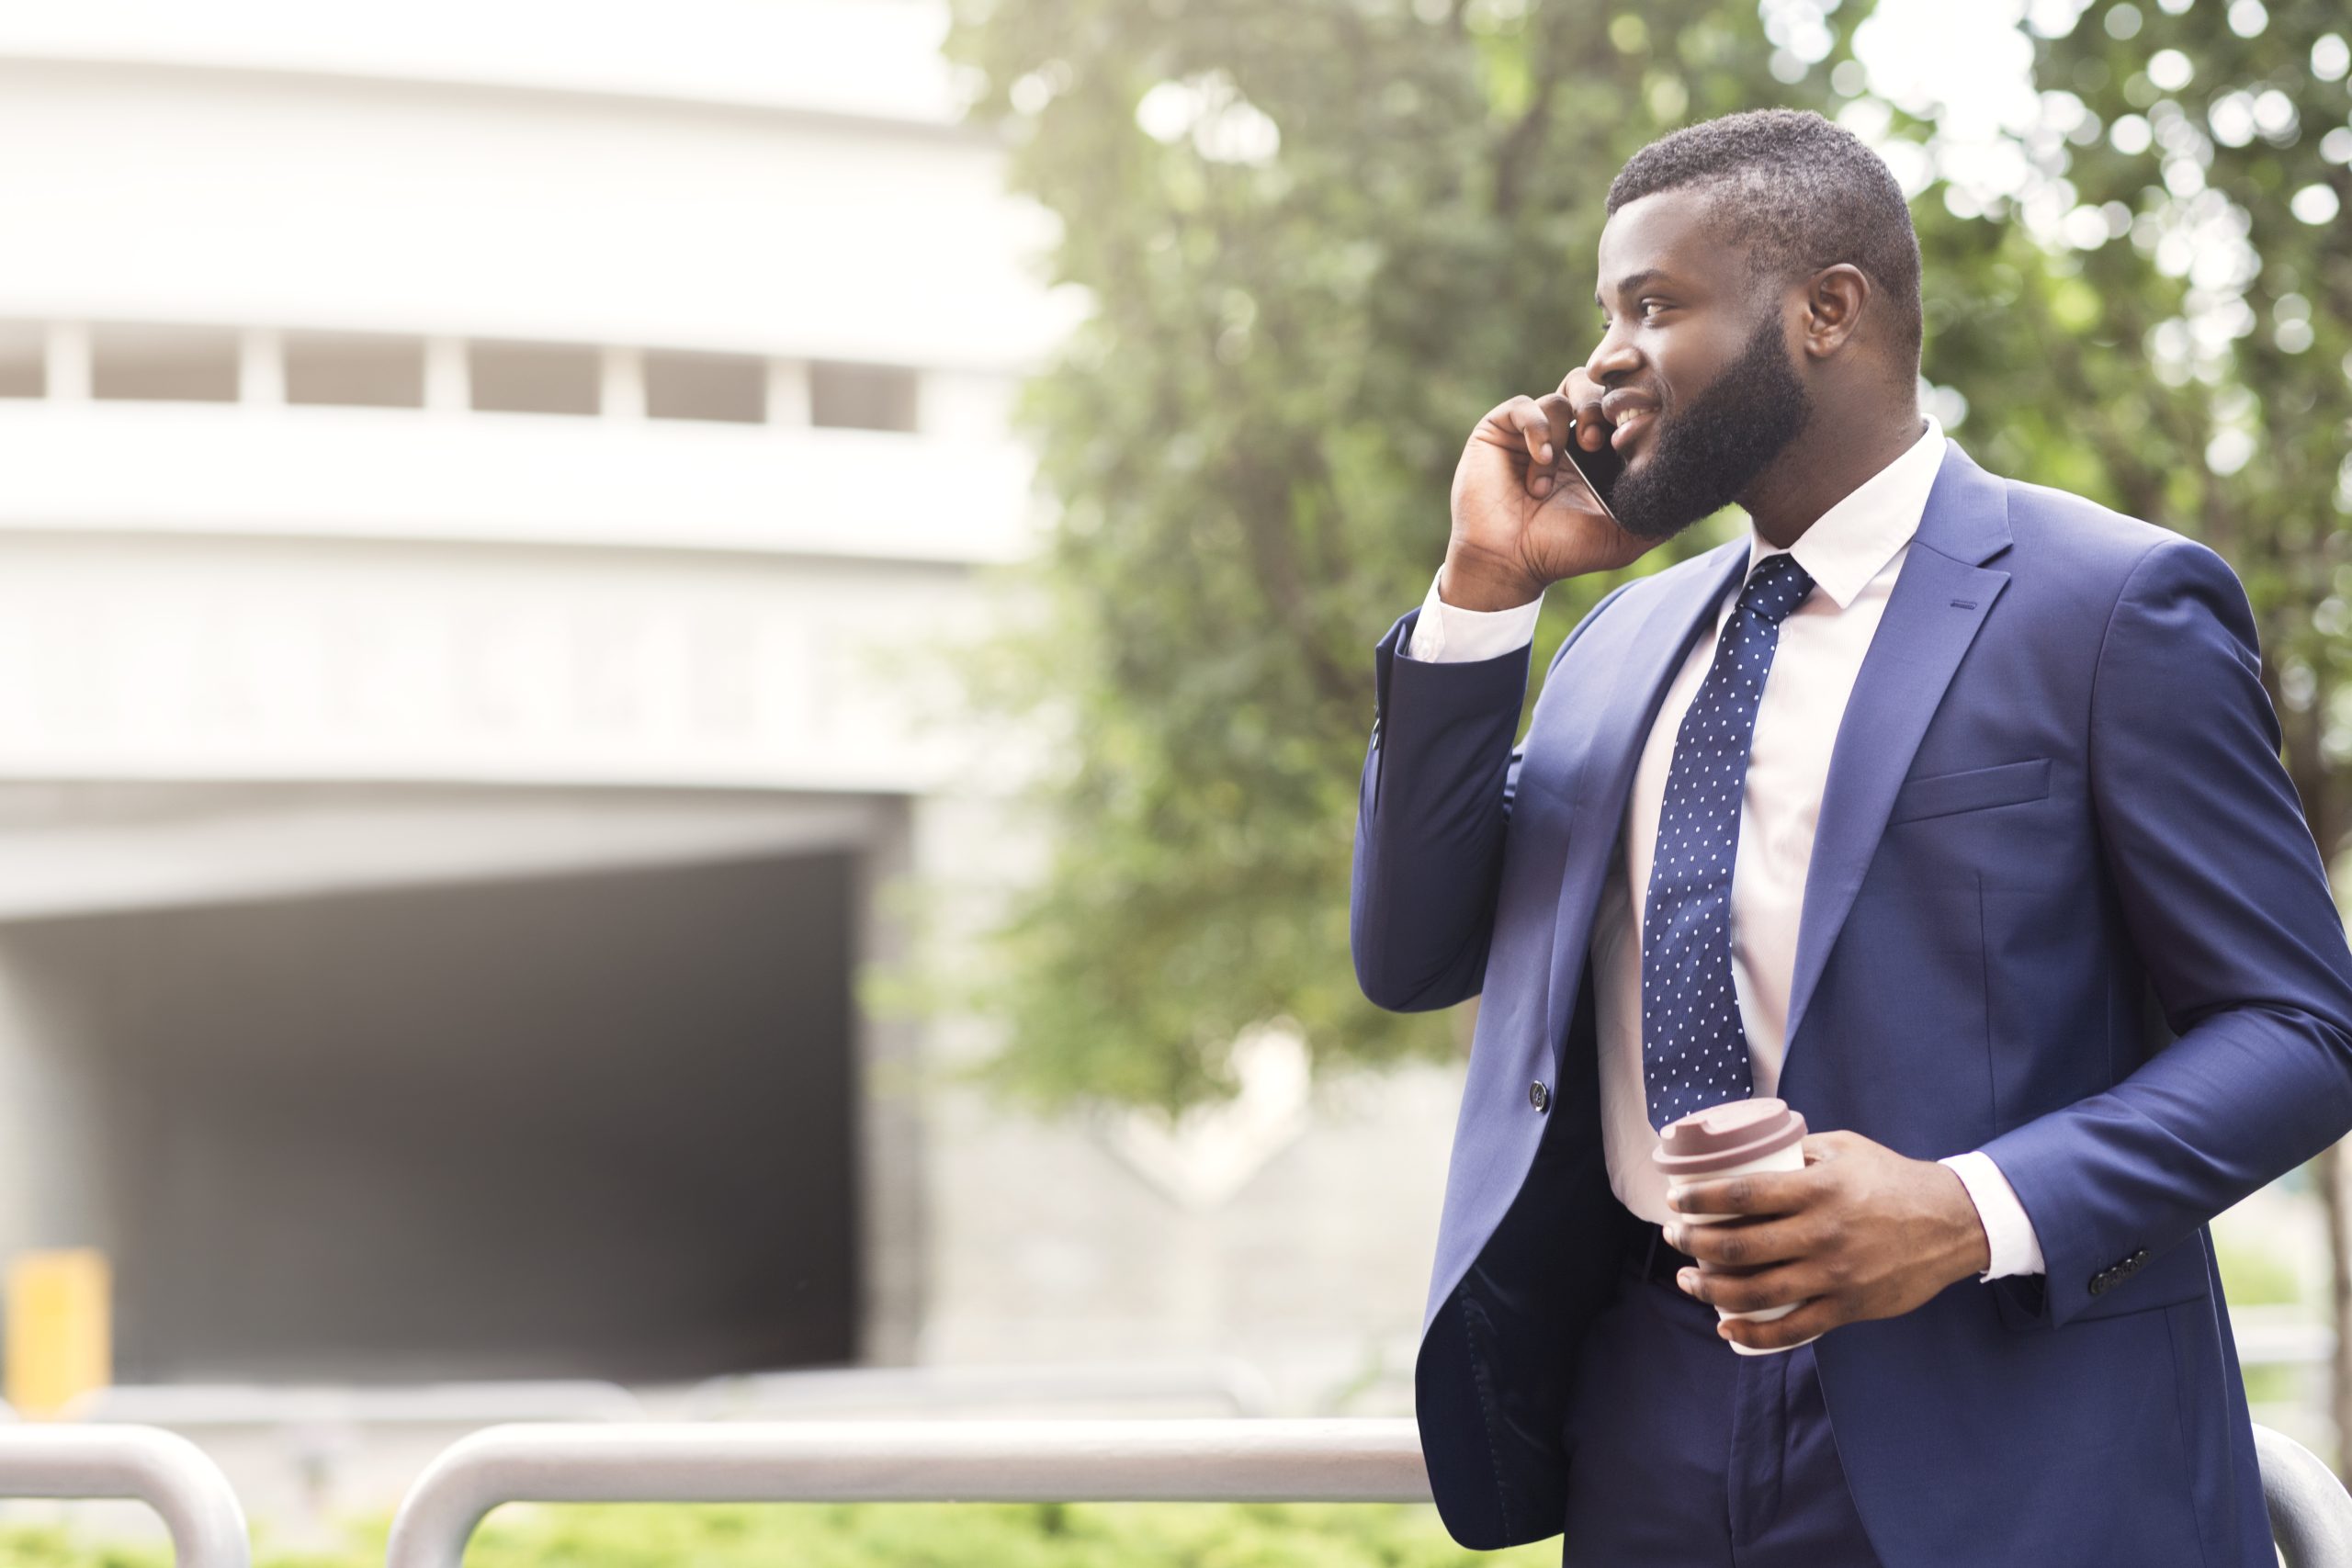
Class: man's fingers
1715,1295,1842,1352
1484,395,1555,495
1666,1168,1816,1218
1475,397,1538,455
1496,395,1549,465
1534,391,1575,468
1559,369,1609,448
1671,1215,1815,1269
1677,1262,1819,1316
1678,1257,1852,1348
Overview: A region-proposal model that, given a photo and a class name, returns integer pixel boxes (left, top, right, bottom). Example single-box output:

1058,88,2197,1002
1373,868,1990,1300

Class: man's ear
1799,263,1871,361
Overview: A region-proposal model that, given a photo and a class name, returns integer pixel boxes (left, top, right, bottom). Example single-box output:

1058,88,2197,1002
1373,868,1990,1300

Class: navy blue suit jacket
1351,440,2352,1565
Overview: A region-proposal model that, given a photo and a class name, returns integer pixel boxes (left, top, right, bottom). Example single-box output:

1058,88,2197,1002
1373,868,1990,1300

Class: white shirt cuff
1939,1149,2047,1281
1401,570,1544,663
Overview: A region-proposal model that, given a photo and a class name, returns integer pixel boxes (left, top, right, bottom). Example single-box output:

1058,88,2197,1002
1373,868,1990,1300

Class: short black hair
1606,107,1923,382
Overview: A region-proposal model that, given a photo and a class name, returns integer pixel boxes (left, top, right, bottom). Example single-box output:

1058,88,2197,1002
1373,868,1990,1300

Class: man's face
1586,189,1813,541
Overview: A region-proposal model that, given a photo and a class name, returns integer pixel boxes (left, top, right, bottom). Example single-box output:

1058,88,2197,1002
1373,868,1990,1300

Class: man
1351,107,2352,1566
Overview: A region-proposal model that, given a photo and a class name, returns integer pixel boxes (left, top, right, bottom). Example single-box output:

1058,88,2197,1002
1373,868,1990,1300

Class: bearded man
1351,107,2352,1566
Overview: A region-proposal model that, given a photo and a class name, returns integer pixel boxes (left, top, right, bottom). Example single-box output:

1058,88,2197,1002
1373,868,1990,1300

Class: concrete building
0,0,1458,1418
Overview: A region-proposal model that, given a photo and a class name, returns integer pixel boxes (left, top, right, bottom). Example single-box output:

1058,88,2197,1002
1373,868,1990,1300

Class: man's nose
1586,322,1641,381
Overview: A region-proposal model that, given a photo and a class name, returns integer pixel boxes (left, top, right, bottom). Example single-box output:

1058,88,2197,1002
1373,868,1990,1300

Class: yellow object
6,1249,110,1418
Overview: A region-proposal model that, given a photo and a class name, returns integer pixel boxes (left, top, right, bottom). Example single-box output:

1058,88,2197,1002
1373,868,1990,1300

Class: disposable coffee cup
1652,1097,1817,1357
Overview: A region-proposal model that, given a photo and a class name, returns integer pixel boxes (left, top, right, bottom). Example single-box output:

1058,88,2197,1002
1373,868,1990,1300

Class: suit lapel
1779,441,2015,1070
1543,537,1748,1060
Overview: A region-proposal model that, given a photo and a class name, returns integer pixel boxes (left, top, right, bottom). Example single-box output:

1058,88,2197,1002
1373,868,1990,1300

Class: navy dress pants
1558,1224,1886,1566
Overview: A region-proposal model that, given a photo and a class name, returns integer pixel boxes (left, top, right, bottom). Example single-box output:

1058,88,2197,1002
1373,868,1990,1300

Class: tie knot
1738,552,1816,626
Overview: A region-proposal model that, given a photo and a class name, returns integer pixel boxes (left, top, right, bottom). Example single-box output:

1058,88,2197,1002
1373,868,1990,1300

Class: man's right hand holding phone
1441,367,1659,611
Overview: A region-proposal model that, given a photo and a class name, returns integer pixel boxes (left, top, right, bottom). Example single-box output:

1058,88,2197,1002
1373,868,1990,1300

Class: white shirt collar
1745,414,1947,610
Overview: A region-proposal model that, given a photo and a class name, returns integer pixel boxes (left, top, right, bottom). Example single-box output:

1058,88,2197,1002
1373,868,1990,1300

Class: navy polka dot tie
1641,551,1817,1132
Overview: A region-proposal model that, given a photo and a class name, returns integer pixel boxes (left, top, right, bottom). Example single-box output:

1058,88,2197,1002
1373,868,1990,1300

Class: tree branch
1231,451,1366,737
1489,12,1583,219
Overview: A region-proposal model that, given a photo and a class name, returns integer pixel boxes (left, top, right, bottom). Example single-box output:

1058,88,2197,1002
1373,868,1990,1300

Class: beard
1609,307,1813,542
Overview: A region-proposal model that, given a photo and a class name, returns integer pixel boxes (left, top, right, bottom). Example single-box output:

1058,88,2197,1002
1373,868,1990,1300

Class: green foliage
1896,0,2352,783
2001,0,2352,857
0,1524,164,1568
927,0,2352,1115
2218,1229,2307,1305
933,0,1852,1112
0,1502,1560,1568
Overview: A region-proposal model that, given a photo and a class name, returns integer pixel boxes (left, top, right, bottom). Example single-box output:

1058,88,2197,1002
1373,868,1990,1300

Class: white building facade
0,0,1455,1415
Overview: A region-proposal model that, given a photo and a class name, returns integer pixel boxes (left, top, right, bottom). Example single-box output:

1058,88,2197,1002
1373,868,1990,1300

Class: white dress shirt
1403,415,2045,1282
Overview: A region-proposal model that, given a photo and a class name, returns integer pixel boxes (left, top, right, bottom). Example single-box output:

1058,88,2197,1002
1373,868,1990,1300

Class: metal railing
0,1413,2331,1567
0,1426,247,1568
384,1418,1423,1568
2260,1425,2352,1568
379,1416,2352,1568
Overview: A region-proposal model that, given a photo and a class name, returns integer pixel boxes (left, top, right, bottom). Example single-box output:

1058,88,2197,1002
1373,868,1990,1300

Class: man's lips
1610,407,1657,453
1600,389,1661,453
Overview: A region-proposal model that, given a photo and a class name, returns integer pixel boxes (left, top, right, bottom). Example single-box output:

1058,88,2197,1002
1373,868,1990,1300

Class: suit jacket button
1529,1080,1550,1112
2088,1273,2111,1296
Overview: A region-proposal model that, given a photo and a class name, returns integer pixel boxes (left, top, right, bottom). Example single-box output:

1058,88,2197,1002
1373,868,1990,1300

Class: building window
91,324,239,402
809,361,918,433
285,332,425,409
469,340,600,416
0,322,41,399
645,350,764,424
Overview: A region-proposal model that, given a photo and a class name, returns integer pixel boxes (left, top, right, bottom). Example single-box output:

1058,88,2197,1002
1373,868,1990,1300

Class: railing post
2256,1424,2352,1568
0,1426,248,1568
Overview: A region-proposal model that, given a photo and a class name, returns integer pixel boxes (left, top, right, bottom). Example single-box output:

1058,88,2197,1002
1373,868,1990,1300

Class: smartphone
1560,418,1627,522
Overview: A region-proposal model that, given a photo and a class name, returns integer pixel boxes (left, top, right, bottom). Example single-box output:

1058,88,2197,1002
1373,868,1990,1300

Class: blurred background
0,0,2338,1553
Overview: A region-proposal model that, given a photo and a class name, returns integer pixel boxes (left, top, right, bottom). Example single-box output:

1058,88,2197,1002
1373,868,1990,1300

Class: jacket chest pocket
1888,756,2052,826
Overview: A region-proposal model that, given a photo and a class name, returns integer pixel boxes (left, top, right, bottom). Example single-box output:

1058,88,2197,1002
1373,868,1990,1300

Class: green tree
928,0,2352,1461
934,0,1855,1113
933,0,2352,1445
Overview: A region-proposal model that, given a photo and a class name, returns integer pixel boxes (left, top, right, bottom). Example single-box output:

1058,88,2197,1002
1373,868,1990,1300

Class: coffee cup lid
1650,1097,1806,1175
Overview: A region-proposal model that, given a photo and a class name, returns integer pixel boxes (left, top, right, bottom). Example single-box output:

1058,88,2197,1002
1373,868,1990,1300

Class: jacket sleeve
1977,535,2352,1328
1351,581,1633,1013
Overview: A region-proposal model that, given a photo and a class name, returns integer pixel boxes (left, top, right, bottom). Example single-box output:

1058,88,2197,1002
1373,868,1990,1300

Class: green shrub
2216,1234,2307,1309
0,1502,1562,1568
